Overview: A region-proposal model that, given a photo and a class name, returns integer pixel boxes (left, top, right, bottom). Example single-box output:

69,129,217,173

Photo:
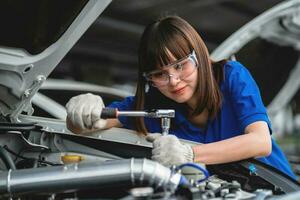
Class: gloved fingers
65,98,75,114
152,154,164,163
146,133,162,142
72,103,85,130
66,94,87,129
152,139,163,148
91,105,102,125
65,93,106,131
93,119,107,130
152,145,178,165
66,98,76,124
165,135,180,143
154,135,179,148
151,146,163,155
151,154,160,161
82,104,93,129
91,104,107,130
150,135,195,166
151,147,168,163
152,154,170,167
66,94,86,114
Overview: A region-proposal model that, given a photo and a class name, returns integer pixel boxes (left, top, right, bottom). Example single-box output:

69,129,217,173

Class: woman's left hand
146,133,194,167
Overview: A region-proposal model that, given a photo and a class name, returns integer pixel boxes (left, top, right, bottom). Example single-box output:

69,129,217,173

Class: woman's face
150,51,199,106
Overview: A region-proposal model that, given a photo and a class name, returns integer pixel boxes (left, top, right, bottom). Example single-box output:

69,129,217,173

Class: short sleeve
225,61,272,133
107,96,135,129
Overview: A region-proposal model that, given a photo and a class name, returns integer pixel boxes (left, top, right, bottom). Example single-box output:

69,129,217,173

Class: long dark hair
134,15,224,135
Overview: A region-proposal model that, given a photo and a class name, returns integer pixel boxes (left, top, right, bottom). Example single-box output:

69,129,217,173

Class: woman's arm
192,121,272,164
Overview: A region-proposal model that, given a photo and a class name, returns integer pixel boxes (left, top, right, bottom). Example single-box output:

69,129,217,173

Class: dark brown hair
134,15,224,135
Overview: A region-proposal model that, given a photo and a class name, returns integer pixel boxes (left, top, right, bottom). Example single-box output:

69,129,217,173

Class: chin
171,95,191,103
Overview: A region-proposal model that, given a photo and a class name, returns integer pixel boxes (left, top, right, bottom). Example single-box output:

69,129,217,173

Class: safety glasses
143,50,198,87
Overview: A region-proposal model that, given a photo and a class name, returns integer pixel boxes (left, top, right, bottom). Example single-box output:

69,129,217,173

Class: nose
168,74,181,86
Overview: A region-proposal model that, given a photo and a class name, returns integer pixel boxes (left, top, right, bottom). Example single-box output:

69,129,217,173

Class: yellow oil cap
61,154,84,164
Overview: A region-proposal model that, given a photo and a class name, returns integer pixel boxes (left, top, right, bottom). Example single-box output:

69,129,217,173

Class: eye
151,71,168,80
152,72,163,78
174,63,183,71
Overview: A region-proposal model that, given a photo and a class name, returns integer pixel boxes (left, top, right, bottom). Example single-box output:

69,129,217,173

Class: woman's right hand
66,93,107,134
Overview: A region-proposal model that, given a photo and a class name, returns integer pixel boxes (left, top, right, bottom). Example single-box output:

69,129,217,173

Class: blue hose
177,162,210,184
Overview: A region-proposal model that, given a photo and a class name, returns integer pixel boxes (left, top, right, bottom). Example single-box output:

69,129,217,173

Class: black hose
0,146,16,170
3,146,60,166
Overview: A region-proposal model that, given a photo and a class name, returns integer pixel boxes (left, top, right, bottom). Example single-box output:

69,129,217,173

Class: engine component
0,158,183,198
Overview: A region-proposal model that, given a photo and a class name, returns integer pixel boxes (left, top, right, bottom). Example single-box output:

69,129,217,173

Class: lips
171,86,186,94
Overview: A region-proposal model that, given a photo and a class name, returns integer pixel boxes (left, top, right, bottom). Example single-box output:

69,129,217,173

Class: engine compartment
0,119,299,199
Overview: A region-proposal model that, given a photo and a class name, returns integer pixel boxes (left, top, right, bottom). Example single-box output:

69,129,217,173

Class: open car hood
0,0,111,122
211,0,300,60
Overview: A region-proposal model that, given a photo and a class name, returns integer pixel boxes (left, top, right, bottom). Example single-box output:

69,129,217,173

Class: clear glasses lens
178,58,197,79
145,52,197,87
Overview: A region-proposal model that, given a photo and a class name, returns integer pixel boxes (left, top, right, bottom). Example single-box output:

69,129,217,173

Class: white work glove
146,133,194,167
66,93,107,131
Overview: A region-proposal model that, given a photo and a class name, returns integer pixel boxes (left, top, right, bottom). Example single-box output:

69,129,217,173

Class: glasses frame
143,50,198,87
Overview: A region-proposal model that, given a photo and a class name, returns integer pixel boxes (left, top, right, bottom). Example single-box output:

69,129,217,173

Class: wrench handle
101,108,118,119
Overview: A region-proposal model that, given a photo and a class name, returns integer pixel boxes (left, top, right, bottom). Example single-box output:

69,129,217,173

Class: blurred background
50,0,283,92
46,0,300,171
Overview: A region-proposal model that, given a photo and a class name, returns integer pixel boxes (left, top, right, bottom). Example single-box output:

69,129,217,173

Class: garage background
50,0,283,91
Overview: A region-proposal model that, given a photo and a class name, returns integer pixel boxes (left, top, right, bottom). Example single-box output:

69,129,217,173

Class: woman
66,16,296,179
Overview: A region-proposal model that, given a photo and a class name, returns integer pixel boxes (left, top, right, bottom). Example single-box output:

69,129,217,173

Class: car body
0,0,300,199
32,78,134,119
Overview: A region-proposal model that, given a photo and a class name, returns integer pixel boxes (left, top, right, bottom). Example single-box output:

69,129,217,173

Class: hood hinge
10,75,46,123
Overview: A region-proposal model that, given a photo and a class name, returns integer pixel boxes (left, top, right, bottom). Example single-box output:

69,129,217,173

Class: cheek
185,71,198,87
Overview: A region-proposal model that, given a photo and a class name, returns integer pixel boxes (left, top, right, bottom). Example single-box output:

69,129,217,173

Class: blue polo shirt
108,61,296,179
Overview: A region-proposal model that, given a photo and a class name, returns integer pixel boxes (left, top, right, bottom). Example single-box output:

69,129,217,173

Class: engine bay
0,117,299,199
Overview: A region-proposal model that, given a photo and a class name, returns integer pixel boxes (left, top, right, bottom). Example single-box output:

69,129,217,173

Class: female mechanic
66,15,296,179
